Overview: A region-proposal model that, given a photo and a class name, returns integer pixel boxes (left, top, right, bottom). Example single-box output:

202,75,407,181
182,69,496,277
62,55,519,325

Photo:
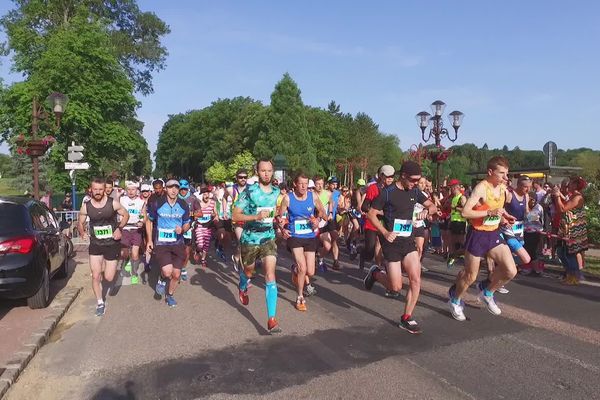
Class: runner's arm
77,202,87,238
113,200,129,231
461,183,498,219
314,195,327,220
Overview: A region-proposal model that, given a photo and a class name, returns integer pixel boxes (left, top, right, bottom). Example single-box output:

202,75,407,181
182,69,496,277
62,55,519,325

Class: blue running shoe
166,294,177,308
155,279,166,297
95,303,106,317
317,258,328,274
181,268,188,282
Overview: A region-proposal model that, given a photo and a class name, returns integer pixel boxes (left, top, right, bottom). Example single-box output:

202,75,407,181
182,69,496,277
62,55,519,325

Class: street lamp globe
415,111,431,132
448,110,464,131
46,92,69,119
430,100,446,117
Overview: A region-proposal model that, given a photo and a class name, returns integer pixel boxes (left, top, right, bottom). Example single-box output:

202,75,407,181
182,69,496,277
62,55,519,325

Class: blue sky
2,0,600,157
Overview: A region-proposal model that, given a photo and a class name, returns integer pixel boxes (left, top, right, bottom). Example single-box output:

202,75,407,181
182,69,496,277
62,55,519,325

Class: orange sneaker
267,317,282,334
291,264,299,287
295,296,307,311
239,289,249,305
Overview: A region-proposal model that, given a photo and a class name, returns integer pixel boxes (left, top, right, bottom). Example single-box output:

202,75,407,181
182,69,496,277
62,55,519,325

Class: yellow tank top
470,181,506,231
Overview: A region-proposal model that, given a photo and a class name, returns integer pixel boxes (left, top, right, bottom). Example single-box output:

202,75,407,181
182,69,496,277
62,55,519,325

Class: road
4,246,600,400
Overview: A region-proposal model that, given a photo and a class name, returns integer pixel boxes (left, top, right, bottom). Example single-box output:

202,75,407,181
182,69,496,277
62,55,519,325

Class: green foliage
0,8,154,193
155,74,405,183
0,153,11,176
1,0,170,95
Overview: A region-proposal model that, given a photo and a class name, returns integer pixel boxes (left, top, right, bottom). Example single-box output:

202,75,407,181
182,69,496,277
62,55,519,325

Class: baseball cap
179,179,190,189
379,165,395,177
152,178,164,186
448,178,461,186
328,176,339,183
165,179,180,188
357,178,366,186
308,179,315,188
140,183,152,192
126,181,138,189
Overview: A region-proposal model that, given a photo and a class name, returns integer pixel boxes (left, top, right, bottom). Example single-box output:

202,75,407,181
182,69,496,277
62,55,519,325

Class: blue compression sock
484,289,494,297
265,280,278,319
239,269,249,291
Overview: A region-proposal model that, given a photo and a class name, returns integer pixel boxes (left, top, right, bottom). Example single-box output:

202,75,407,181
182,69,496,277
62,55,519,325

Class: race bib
198,214,211,224
393,219,413,237
93,225,113,240
483,215,501,226
512,220,524,236
128,208,140,215
294,219,313,235
183,229,192,239
158,228,177,243
256,207,275,224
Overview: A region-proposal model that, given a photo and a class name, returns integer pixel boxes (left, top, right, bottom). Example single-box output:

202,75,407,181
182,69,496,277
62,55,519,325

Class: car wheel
27,266,50,309
54,247,69,279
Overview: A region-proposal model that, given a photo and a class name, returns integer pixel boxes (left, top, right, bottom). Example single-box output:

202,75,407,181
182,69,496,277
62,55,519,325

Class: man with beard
78,177,129,316
233,159,282,334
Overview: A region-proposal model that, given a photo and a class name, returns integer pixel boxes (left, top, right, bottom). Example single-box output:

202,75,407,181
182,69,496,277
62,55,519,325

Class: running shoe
349,243,358,260
332,260,341,270
141,271,147,285
95,303,106,317
155,279,166,297
295,296,307,311
291,264,299,287
181,268,188,282
497,286,509,294
364,264,380,291
165,294,177,308
398,317,422,334
477,287,501,315
216,246,225,261
124,262,132,273
201,259,208,268
130,275,139,285
267,317,282,334
384,290,400,298
447,257,456,269
239,288,249,306
421,265,429,272
317,258,328,274
304,284,317,297
232,254,239,272
448,300,466,321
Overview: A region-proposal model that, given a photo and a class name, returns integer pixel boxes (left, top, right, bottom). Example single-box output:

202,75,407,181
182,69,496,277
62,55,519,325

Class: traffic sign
67,144,84,162
64,162,90,170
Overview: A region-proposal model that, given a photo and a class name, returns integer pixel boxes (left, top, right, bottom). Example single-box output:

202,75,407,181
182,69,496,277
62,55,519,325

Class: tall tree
1,0,170,95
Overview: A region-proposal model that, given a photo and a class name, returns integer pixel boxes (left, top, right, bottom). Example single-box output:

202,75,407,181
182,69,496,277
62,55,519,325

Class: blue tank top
288,191,317,239
506,192,526,221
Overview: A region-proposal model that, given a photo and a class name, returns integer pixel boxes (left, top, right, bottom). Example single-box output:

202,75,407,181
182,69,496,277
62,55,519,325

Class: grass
584,256,600,278
0,178,21,196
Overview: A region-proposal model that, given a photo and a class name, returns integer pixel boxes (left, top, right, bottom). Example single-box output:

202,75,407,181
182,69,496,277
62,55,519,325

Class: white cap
126,181,138,189
308,179,315,188
140,183,152,191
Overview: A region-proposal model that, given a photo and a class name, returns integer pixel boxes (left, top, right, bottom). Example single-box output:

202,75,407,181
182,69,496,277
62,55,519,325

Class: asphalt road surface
4,246,600,400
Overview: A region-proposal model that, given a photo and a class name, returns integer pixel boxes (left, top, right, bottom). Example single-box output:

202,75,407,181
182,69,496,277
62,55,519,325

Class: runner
232,159,282,333
413,177,430,272
78,177,129,316
497,175,533,291
145,179,191,307
231,169,249,271
194,185,219,268
214,183,234,263
119,181,145,284
446,179,467,268
105,178,121,200
359,165,395,271
178,179,201,281
314,176,339,271
347,179,366,258
363,161,437,333
447,156,517,321
279,172,327,311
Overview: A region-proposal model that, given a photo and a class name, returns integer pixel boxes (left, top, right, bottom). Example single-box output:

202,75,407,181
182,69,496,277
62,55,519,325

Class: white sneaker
448,300,466,321
478,292,502,315
497,286,509,294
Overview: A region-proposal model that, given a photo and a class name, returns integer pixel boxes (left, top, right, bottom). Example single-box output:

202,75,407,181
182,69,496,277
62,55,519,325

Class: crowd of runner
77,156,589,334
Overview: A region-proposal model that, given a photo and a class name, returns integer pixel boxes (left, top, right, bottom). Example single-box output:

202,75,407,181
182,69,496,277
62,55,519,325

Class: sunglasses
405,177,421,183
237,176,248,179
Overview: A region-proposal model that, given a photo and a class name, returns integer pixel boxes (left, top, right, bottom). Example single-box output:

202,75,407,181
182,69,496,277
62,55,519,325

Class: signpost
65,142,87,208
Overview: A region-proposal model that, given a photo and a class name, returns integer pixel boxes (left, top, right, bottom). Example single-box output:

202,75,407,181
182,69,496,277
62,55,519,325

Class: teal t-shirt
234,183,280,245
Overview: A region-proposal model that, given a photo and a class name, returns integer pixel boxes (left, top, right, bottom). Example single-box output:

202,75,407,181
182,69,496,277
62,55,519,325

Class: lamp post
27,92,69,200
415,100,463,190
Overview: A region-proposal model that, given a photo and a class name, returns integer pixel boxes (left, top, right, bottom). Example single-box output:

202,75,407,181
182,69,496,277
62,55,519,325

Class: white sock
97,299,104,305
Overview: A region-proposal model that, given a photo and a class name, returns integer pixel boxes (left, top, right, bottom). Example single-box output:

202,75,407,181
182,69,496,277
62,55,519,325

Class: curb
0,286,82,399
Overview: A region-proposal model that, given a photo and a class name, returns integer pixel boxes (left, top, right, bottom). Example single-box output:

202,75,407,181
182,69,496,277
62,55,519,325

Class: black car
0,197,69,309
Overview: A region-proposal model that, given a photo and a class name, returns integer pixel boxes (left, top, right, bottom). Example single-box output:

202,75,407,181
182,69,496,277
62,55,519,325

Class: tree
205,162,229,183
0,15,152,192
256,73,319,174
1,0,170,95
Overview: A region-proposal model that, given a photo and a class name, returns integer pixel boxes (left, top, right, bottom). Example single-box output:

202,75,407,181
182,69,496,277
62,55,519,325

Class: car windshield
0,203,31,235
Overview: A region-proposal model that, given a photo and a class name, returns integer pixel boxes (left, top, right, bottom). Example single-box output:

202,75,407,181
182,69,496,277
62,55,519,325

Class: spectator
522,195,545,275
533,180,547,204
40,190,52,208
61,191,73,211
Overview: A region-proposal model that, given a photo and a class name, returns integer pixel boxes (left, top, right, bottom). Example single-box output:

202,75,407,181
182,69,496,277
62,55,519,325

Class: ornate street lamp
415,100,463,190
16,92,69,200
